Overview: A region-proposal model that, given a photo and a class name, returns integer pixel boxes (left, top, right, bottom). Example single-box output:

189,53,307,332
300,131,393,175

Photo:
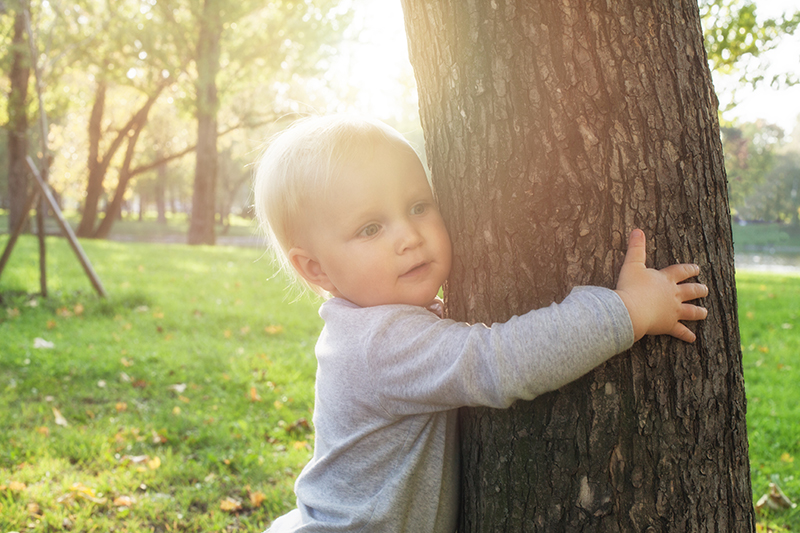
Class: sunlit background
1,0,799,238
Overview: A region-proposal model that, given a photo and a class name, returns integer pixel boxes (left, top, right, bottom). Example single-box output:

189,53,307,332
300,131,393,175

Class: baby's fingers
677,282,709,302
662,263,701,283
670,322,697,343
679,303,708,322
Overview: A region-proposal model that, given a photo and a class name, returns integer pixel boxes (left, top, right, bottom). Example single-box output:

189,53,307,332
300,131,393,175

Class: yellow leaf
172,406,181,415
120,357,133,367
220,497,243,512
116,402,128,412
293,440,309,450
249,387,262,402
153,311,164,319
148,456,161,470
781,453,795,463
264,324,284,335
224,329,232,338
36,426,50,436
9,481,27,491
249,491,266,507
758,346,769,353
53,407,69,427
73,303,84,315
274,400,284,409
114,495,134,507
178,395,191,403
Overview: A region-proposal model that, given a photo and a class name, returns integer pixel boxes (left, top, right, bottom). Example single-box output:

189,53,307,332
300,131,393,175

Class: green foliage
700,0,800,88
722,119,800,224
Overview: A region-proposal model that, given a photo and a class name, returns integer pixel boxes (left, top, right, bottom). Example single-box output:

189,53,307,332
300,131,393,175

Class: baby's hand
614,229,709,342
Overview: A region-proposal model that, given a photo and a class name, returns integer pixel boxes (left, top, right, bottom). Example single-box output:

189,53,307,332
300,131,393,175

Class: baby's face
301,141,451,308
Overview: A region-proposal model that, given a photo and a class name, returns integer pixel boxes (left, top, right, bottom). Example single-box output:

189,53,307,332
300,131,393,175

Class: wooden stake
26,157,108,298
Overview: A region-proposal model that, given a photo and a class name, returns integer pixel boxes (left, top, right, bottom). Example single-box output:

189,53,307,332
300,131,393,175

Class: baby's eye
359,224,380,237
410,203,427,215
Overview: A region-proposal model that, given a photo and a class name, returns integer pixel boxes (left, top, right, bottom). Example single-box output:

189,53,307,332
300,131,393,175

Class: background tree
402,0,754,530
5,2,31,234
183,0,351,244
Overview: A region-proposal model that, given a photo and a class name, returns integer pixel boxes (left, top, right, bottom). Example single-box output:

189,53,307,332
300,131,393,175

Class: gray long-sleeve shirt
266,286,634,533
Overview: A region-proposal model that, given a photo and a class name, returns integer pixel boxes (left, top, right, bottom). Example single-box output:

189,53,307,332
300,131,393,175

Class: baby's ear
288,247,336,293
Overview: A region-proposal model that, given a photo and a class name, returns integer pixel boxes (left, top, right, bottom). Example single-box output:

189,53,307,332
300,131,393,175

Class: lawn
0,234,798,531
1,236,320,531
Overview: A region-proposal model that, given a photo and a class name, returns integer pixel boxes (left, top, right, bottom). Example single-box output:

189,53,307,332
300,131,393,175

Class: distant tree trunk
76,80,108,237
403,0,754,531
156,159,167,224
7,7,31,234
187,0,222,245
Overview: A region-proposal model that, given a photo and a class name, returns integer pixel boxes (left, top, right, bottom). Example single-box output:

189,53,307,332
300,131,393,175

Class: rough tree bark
187,0,222,245
402,0,754,531
7,6,31,234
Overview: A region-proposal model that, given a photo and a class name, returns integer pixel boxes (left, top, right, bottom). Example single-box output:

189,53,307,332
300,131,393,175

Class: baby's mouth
401,262,430,277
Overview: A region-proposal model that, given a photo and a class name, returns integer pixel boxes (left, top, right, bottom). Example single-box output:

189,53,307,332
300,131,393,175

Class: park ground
0,218,799,532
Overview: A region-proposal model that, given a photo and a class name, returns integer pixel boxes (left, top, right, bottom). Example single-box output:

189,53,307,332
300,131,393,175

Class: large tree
402,0,754,530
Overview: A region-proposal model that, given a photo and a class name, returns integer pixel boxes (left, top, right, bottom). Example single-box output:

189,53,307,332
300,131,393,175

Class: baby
253,114,708,532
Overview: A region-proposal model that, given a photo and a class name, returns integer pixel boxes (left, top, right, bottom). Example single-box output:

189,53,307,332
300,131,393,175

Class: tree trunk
187,0,222,245
402,0,754,531
156,159,167,225
76,80,108,237
7,7,31,234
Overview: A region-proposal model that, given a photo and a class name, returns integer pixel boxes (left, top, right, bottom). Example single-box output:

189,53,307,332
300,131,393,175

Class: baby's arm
614,229,709,343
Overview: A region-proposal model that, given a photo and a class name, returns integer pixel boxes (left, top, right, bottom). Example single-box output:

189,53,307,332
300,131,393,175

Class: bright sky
349,0,800,138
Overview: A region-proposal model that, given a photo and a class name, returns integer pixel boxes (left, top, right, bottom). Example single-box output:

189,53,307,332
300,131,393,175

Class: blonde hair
253,114,421,295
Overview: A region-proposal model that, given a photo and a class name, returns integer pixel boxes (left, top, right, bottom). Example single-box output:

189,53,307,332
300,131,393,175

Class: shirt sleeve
364,286,634,417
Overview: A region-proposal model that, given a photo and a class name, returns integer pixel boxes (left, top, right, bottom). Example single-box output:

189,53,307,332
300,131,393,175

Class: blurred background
1,0,799,263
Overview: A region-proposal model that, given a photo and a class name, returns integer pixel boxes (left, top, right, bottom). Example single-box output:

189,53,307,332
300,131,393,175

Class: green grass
0,235,799,530
0,235,320,531
737,271,800,531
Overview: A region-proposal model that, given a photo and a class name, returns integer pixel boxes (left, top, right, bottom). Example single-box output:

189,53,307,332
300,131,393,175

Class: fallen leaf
781,452,795,463
293,440,310,451
168,383,187,394
7,307,20,318
248,387,262,402
27,502,40,515
36,426,50,436
220,497,242,512
148,456,161,470
152,429,167,444
73,303,84,315
68,482,107,504
116,402,128,412
755,482,797,513
9,481,27,491
178,395,191,403
120,357,133,367
47,320,57,329
153,311,164,319
113,495,134,507
264,325,284,335
57,307,73,318
97,380,107,388
224,330,232,338
53,407,69,427
172,406,181,415
34,338,55,349
249,491,266,507
121,455,149,465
